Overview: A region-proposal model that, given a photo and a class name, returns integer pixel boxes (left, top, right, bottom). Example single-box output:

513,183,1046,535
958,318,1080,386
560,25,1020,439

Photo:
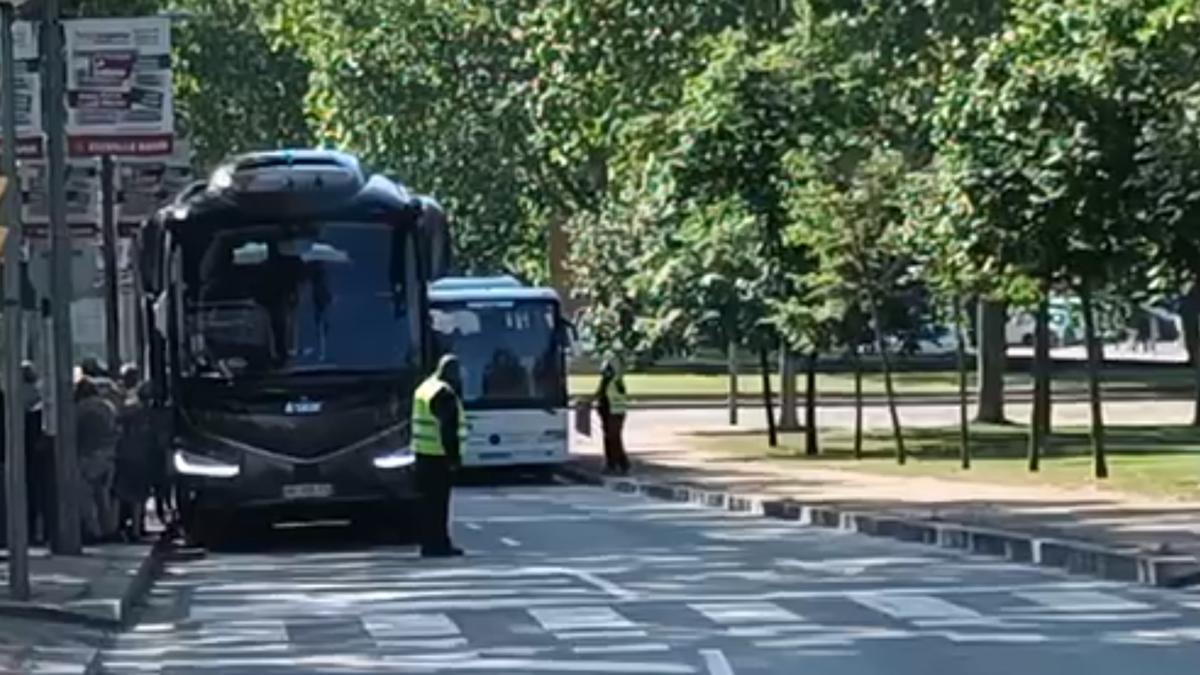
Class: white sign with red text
63,17,174,157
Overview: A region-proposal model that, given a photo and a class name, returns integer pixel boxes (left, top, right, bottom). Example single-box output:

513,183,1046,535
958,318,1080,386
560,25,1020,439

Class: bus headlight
173,449,240,479
373,445,416,470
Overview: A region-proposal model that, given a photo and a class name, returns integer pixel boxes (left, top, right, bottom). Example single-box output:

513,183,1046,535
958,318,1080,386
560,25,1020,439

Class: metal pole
2,0,29,600
132,238,146,374
43,0,80,554
100,155,117,377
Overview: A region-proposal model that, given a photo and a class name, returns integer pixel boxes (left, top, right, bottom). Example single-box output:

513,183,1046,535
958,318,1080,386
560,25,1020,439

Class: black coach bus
137,150,451,543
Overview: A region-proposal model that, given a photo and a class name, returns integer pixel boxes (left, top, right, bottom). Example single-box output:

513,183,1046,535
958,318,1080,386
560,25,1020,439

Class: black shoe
421,546,465,558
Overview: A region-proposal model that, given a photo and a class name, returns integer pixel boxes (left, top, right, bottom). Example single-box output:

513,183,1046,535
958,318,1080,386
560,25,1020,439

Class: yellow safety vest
411,376,468,456
605,376,628,415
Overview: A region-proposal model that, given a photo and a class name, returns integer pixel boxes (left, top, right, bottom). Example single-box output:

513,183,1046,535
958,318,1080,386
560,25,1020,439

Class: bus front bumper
173,443,418,515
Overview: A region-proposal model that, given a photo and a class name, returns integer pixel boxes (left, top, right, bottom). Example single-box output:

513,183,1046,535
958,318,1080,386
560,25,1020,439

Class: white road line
363,613,461,639
464,522,482,531
529,606,636,632
938,631,1050,644
690,601,802,625
571,569,638,601
700,648,736,675
554,629,649,640
1015,590,1152,612
501,537,521,547
191,618,290,643
572,643,671,655
852,594,981,621
369,637,470,650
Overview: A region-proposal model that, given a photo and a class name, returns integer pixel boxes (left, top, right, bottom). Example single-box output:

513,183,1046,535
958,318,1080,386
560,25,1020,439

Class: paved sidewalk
0,542,163,674
571,407,1200,577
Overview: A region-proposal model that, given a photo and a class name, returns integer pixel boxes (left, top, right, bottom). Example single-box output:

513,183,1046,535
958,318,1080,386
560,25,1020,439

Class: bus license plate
283,483,333,500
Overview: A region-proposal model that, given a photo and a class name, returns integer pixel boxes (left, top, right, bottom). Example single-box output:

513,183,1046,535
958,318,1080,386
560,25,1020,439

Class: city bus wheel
357,503,418,545
180,498,224,549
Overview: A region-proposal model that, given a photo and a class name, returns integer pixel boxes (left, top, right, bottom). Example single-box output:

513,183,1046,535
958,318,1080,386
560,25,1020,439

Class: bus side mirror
561,318,581,357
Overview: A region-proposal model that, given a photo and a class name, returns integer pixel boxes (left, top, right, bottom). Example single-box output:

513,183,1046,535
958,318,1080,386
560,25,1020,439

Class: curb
0,646,101,675
0,535,170,630
556,463,1200,589
581,387,1196,409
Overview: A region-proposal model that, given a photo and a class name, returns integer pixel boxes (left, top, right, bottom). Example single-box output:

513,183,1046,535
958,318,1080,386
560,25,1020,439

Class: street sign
19,158,100,224
0,20,44,158
62,17,174,157
116,137,193,222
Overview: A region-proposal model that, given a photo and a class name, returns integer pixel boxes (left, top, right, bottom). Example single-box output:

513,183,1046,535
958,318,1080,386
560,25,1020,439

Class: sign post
60,16,172,376
99,154,115,375
2,0,29,599
44,0,82,555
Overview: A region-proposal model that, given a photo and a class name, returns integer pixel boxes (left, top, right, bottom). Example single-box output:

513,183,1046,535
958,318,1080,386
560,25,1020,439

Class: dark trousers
602,413,630,472
415,454,453,551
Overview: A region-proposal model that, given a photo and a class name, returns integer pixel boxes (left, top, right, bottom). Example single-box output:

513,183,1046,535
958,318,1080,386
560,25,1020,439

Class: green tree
173,0,312,168
269,0,543,276
933,0,1160,479
1133,1,1200,425
785,145,913,464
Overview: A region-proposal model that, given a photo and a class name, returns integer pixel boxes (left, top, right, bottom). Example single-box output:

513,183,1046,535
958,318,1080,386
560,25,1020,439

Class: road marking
700,648,736,675
1015,590,1152,612
194,618,290,643
571,569,638,601
690,601,802,625
939,631,1050,644
572,643,671,655
464,522,482,531
555,629,649,640
852,594,981,621
363,613,461,639
754,627,913,649
501,537,521,547
114,654,698,674
529,606,635,632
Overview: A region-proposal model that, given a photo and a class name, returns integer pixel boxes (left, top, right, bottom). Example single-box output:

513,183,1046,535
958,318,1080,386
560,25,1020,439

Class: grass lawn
693,423,1200,501
569,368,1194,398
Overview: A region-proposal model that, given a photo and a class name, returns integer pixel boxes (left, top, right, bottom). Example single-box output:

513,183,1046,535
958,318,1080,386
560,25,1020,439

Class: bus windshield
180,220,414,377
431,299,565,408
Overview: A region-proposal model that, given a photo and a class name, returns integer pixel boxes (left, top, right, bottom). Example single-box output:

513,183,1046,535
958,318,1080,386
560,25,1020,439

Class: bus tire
180,495,226,549
358,502,419,545
184,510,224,549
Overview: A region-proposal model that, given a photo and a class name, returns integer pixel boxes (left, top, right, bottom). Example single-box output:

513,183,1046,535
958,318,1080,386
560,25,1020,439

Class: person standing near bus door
595,358,630,475
412,354,468,558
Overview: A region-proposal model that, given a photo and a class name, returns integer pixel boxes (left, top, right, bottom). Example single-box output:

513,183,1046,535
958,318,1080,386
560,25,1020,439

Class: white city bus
428,277,572,469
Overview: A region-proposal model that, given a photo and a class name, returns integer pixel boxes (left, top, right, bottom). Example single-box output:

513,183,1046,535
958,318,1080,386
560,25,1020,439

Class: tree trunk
805,349,819,456
953,294,970,470
547,212,577,316
778,349,799,430
975,299,1008,423
1183,281,1200,426
1079,280,1108,479
1028,297,1052,472
759,347,778,448
870,298,906,464
851,343,863,460
727,336,739,426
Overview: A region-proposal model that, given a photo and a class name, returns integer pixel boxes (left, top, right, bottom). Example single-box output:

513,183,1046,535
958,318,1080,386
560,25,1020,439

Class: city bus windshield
180,220,414,377
431,299,565,408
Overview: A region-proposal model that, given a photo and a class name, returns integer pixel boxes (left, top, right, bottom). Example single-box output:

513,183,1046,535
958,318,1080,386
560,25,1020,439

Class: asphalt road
100,483,1200,674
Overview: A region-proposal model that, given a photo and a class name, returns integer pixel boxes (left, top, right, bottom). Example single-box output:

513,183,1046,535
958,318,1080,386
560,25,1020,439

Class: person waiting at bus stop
595,357,630,475
412,353,468,558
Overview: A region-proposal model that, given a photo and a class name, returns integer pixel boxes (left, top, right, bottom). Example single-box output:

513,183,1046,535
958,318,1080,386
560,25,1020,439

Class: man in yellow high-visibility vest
594,357,630,475
412,354,468,557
